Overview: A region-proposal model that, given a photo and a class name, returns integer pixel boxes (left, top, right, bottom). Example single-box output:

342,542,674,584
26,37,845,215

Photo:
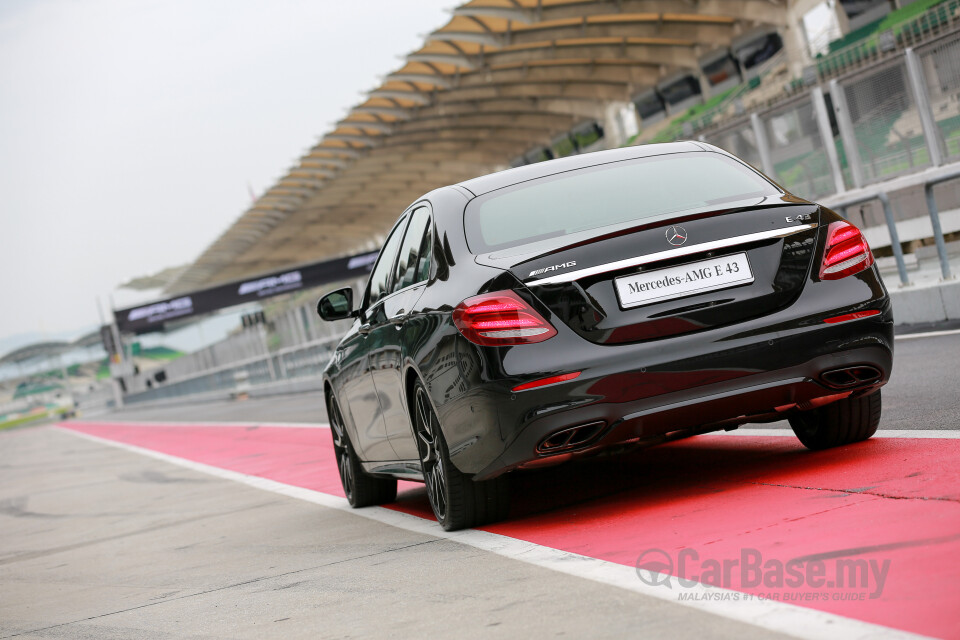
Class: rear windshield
463,151,779,253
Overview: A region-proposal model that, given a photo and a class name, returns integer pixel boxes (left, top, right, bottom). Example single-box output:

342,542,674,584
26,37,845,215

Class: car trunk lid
476,199,821,344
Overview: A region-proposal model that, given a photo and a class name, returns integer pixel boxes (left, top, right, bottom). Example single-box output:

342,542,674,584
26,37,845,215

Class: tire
412,380,509,531
788,389,882,450
327,392,397,508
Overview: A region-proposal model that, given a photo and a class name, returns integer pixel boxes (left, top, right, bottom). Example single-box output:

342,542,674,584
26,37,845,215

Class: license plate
615,253,754,309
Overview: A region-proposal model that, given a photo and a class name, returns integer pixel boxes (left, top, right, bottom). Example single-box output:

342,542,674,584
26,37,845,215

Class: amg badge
529,261,577,277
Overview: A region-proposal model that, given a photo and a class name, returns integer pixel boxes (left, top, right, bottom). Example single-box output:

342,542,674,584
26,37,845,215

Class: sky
0,0,453,350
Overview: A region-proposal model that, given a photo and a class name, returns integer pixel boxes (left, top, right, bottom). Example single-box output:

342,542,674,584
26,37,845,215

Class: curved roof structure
166,0,789,295
0,330,109,366
0,341,72,366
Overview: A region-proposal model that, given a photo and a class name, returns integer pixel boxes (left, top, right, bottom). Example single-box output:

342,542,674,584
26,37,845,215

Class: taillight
453,290,557,346
820,221,874,280
512,372,581,392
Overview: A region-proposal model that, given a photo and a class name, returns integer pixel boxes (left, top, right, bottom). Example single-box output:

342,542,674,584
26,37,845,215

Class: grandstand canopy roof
121,265,190,291
0,329,108,366
0,342,72,365
165,0,789,295
73,329,109,349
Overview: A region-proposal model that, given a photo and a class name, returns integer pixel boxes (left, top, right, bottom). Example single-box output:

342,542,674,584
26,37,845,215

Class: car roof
455,140,710,197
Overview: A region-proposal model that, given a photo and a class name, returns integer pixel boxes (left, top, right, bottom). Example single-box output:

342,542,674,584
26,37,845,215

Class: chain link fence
917,34,960,161
812,0,960,84
839,59,932,183
762,97,838,200
699,28,960,202
706,122,762,171
703,96,840,201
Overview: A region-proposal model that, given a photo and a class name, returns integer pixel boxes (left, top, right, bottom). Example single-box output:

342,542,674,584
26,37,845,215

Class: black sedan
317,141,892,531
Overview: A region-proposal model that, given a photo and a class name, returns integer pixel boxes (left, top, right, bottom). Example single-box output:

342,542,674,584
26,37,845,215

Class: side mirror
317,287,357,321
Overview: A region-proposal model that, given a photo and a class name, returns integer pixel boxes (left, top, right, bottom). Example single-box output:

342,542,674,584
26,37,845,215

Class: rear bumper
447,301,893,480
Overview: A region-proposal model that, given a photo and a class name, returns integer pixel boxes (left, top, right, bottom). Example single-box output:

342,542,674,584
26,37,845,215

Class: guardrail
123,336,340,405
822,162,960,285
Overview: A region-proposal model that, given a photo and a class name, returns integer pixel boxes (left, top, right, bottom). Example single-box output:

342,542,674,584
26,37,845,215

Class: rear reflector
820,220,874,280
797,391,853,411
512,371,581,392
453,290,557,346
823,309,881,324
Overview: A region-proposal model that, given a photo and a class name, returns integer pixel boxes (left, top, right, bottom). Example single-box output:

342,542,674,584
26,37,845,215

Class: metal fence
702,29,960,203
839,58,932,184
708,121,762,173
660,0,960,144
122,335,341,405
137,329,270,393
812,0,960,84
121,282,361,405
762,95,838,200
918,34,960,161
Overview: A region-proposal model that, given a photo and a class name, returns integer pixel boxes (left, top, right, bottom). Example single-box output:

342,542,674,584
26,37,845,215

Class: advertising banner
115,251,378,334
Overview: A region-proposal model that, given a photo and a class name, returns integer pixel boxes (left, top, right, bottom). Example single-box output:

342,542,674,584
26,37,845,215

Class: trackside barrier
123,336,340,405
825,191,910,285
822,162,960,285
924,167,960,280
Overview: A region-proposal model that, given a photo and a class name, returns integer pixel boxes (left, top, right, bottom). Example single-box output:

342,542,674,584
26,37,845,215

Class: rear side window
392,207,432,291
415,227,432,283
364,217,407,308
464,152,779,253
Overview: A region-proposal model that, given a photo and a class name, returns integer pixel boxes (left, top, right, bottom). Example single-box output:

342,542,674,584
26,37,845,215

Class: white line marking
730,428,960,439
58,426,927,640
69,421,957,439
895,328,960,340
65,420,329,429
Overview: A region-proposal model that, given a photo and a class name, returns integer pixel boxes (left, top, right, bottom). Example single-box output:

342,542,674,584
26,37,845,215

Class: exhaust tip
537,421,605,454
820,365,881,389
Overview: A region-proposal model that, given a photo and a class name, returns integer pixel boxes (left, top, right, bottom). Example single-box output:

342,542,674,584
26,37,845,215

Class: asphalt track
2,331,959,639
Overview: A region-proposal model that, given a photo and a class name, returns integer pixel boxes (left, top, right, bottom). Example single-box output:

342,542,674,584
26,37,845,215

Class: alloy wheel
415,385,446,520
329,397,354,500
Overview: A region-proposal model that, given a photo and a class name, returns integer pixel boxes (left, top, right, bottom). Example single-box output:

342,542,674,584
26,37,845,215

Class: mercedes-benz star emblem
665,225,688,246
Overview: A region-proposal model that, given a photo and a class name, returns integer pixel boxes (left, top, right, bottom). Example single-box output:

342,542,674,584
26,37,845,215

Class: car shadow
389,431,881,525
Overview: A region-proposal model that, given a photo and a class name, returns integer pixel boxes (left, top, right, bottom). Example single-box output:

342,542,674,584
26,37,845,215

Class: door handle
389,310,407,327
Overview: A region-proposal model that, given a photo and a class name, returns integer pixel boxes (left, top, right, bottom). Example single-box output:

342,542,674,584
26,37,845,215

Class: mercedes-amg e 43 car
317,141,893,530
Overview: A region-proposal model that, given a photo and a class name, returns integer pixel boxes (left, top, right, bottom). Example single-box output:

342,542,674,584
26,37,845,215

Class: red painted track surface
63,422,960,639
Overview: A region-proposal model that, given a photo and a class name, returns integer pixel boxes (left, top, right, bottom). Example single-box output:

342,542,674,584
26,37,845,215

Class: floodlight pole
98,296,124,409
